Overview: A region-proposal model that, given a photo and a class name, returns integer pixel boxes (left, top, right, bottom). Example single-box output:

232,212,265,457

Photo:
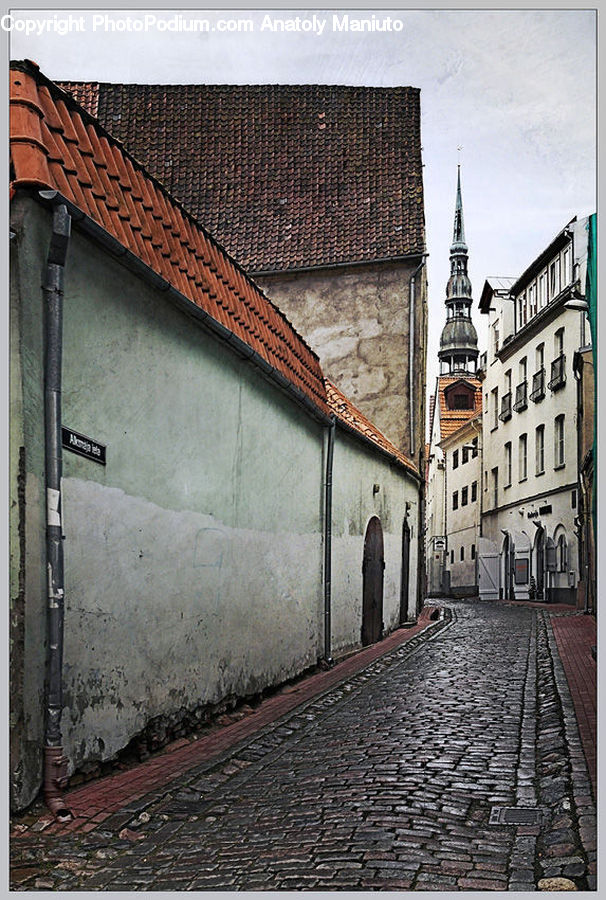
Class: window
491,387,499,429
557,534,568,572
484,470,488,492
450,549,454,564
453,393,472,410
461,486,468,506
462,445,468,464
453,491,459,510
555,328,565,357
452,450,459,470
536,343,544,370
492,321,500,356
519,357,527,381
471,544,476,560
472,437,478,458
504,442,512,487
529,283,537,317
505,369,512,392
550,259,560,298
538,273,547,308
554,415,565,468
572,490,577,509
471,481,477,502
536,425,545,475
460,546,465,561
562,247,571,286
491,467,498,506
519,433,527,481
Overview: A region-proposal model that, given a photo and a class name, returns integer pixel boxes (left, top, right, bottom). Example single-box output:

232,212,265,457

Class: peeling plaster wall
257,261,425,457
11,197,325,806
331,429,419,656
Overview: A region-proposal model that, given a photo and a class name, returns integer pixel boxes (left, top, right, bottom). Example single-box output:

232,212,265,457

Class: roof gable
436,375,482,440
10,61,329,417
58,81,426,273
326,381,418,476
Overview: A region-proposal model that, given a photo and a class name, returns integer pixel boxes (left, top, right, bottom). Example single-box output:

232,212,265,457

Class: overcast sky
9,7,596,403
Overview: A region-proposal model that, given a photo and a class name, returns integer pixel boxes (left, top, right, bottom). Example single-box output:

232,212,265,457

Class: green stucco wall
10,197,325,807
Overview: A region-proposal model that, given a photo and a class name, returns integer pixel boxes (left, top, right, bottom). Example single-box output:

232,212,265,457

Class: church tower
438,166,479,375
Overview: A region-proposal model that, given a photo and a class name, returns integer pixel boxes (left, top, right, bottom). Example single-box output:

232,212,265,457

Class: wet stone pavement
11,600,596,891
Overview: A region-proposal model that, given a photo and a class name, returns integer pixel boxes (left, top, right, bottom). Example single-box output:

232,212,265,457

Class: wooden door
362,517,384,646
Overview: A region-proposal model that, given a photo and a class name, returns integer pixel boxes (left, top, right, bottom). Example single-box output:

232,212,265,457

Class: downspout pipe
323,416,336,665
408,256,427,460
42,200,73,822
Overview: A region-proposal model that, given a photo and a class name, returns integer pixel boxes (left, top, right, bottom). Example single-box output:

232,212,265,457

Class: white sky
9,7,596,410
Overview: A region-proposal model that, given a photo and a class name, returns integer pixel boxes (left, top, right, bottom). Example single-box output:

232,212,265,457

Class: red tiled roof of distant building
437,376,482,440
57,81,426,272
10,61,328,416
326,380,419,476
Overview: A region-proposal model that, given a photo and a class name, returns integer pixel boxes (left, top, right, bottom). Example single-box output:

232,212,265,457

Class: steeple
438,165,479,376
451,165,466,250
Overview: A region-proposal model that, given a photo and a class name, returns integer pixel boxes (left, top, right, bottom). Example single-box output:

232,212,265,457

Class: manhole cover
489,806,541,825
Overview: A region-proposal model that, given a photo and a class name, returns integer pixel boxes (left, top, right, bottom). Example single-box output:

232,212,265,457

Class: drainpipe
323,416,336,665
42,198,73,822
408,257,427,460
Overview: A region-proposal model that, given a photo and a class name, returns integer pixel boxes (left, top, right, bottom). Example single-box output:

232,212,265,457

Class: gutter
323,417,336,664
250,251,428,279
408,256,428,459
41,199,73,822
30,190,333,429
333,417,422,483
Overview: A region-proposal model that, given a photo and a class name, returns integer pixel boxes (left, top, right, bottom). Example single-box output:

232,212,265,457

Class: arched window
557,534,568,572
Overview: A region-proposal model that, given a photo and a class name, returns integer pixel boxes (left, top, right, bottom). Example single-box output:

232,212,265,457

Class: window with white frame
519,433,527,481
554,414,565,467
492,387,499,428
538,273,547,308
504,442,512,487
562,247,571,286
536,425,545,475
550,258,560,298
492,321,500,356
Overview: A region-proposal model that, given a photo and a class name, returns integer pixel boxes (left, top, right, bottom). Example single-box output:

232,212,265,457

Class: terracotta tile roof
57,81,426,273
437,376,482,441
326,380,418,476
10,61,328,416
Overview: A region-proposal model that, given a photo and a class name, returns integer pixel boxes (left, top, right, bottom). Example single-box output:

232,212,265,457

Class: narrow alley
10,600,596,892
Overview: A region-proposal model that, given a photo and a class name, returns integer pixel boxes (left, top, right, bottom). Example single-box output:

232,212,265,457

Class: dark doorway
362,516,384,646
502,532,514,600
535,526,546,600
399,519,411,624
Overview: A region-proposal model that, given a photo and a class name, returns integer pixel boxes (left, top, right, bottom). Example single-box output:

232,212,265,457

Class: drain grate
489,806,542,826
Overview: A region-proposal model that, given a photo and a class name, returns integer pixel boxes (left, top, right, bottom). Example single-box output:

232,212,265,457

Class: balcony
548,353,566,391
513,380,528,412
499,391,512,422
530,368,546,403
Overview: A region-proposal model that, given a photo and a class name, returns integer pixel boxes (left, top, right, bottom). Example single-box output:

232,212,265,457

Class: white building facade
478,217,591,603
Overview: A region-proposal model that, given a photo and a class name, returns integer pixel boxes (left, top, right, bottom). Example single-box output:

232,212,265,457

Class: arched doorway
501,532,514,600
362,516,384,646
399,518,411,624
534,526,546,600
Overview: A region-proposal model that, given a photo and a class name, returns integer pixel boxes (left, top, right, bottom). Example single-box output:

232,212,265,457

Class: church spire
451,164,466,250
438,164,478,376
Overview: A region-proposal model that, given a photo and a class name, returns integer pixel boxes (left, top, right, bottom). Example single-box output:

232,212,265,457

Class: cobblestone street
10,601,596,891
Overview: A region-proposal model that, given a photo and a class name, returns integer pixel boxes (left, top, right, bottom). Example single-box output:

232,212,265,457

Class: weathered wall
331,428,419,656
257,261,426,459
10,197,325,808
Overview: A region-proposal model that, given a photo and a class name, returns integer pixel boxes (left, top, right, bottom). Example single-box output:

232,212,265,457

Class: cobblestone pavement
10,600,596,891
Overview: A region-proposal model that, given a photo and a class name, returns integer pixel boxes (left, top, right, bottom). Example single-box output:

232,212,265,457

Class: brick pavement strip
10,600,597,891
